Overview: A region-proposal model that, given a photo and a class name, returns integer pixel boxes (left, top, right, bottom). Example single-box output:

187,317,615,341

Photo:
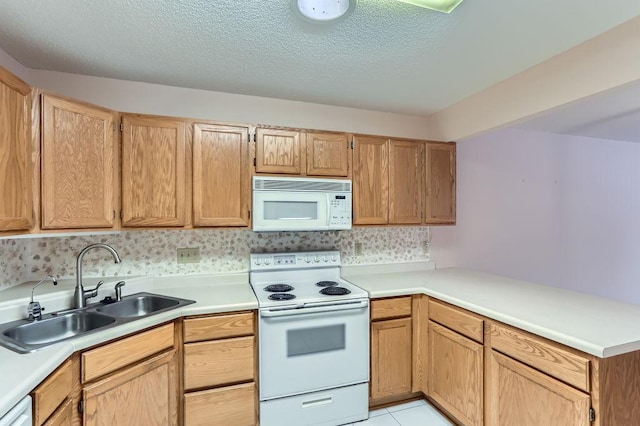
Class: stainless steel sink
96,294,182,318
0,292,194,353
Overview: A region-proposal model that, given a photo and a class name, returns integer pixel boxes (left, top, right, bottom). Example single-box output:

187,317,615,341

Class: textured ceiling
0,0,639,116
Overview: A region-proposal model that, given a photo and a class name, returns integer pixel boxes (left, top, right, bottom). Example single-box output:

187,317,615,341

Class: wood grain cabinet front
424,142,456,224
255,128,302,175
41,94,117,229
182,312,257,426
370,297,416,405
305,132,349,177
31,356,77,426
0,66,33,232
352,135,389,225
389,140,423,224
121,114,187,227
192,123,250,227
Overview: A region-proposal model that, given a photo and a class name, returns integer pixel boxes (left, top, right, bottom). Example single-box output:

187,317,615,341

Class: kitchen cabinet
353,137,454,226
31,356,78,426
183,311,256,426
488,350,590,426
352,135,389,224
424,142,456,224
306,132,349,176
121,114,187,227
192,123,250,227
389,140,423,224
41,94,117,229
0,66,33,232
80,323,177,426
370,297,414,404
427,299,484,426
254,128,350,177
255,128,302,175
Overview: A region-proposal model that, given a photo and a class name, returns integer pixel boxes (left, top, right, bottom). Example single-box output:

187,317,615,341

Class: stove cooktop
249,251,369,308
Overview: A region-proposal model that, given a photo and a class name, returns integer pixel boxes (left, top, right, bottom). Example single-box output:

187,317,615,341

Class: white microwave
252,177,352,232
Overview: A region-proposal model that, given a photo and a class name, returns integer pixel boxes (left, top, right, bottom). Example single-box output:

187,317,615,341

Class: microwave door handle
326,193,331,223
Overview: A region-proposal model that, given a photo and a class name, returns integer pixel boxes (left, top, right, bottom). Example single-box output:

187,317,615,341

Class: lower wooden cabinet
370,297,414,404
32,356,76,426
487,350,590,426
184,382,256,426
83,350,178,426
183,312,256,426
428,321,483,426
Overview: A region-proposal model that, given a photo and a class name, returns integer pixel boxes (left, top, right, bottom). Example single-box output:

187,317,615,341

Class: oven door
258,299,370,400
252,191,329,231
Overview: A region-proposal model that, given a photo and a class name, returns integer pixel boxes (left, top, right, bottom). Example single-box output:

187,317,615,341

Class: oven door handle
260,300,368,317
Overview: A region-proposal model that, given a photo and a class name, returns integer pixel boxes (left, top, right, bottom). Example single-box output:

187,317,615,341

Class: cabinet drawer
184,382,255,426
43,398,72,426
184,336,254,390
490,322,590,392
371,297,412,321
32,358,73,426
429,299,484,344
183,312,254,342
82,323,174,382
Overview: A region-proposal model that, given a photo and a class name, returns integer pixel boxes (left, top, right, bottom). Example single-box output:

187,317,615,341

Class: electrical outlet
177,247,200,264
354,242,363,256
423,240,430,255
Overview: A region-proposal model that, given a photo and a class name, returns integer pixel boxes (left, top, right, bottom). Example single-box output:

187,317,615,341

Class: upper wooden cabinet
121,114,187,227
192,123,250,227
306,132,349,176
41,95,117,229
0,66,33,232
352,135,389,225
389,140,423,224
255,128,350,177
255,128,301,174
425,142,456,224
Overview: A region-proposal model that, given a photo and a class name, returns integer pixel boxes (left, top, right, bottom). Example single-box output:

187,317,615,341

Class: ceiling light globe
294,0,356,22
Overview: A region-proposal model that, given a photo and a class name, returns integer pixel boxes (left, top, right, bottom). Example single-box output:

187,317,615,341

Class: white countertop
4,264,640,419
343,266,640,359
0,272,258,420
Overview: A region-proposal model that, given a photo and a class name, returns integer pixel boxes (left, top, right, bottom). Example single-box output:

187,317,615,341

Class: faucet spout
75,244,122,309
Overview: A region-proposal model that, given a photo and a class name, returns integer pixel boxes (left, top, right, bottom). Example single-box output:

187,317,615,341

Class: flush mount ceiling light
294,0,357,23
396,0,465,14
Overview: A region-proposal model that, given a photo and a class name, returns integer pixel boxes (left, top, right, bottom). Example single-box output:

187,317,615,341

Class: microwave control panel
328,194,352,228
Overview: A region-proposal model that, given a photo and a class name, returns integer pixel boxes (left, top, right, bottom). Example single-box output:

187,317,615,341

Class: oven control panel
250,250,341,270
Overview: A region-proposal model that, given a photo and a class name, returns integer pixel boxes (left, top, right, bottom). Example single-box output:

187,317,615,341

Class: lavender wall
432,128,640,304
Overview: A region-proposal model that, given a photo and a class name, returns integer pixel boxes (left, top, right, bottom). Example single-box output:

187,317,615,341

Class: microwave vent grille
254,178,351,192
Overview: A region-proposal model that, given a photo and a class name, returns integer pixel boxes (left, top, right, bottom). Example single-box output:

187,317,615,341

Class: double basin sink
0,292,195,353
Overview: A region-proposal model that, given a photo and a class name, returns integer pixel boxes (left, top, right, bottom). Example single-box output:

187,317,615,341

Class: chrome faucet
27,275,58,321
75,244,121,309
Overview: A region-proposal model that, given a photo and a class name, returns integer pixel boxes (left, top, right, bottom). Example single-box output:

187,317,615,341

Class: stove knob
314,256,320,263
264,258,271,265
255,258,262,266
304,256,312,263
323,255,329,262
331,255,337,261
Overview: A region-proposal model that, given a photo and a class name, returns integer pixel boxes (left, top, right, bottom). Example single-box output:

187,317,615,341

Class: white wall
432,128,640,304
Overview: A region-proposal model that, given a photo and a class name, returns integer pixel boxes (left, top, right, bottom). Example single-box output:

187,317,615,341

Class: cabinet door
487,350,590,426
184,382,255,426
193,124,249,227
41,95,116,229
352,135,389,225
306,132,349,176
424,142,456,224
0,67,32,231
83,350,178,426
255,128,301,174
121,115,186,227
428,321,483,426
43,398,72,426
389,140,423,224
371,317,412,401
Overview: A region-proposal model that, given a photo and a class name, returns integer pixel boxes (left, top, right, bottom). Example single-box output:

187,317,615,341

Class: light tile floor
346,400,454,426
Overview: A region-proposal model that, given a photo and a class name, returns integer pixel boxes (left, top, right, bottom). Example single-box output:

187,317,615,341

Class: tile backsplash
0,226,430,290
